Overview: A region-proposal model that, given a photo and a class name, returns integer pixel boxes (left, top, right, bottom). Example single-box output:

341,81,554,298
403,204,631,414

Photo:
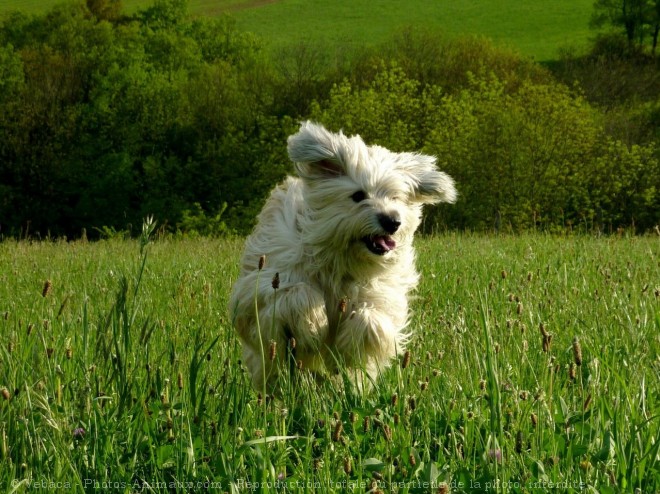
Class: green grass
1,230,659,492
0,0,594,61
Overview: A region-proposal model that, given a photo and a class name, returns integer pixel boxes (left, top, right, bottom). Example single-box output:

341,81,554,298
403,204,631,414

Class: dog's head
288,121,456,262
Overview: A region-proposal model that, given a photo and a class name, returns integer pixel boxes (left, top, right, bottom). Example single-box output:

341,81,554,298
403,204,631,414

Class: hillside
0,0,594,61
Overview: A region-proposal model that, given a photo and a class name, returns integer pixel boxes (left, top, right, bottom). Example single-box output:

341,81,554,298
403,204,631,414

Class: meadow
0,0,594,61
1,228,659,492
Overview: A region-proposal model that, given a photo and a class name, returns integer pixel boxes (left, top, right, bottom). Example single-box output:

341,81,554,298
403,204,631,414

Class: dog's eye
351,191,367,203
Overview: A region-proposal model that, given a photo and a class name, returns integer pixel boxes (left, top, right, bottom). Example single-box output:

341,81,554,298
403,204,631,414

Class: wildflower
73,427,85,439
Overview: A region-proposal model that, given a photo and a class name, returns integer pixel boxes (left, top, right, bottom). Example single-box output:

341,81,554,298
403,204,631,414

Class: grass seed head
401,350,411,369
338,298,347,313
271,272,280,290
1,388,10,401
531,413,538,428
569,362,577,380
42,280,52,297
269,340,277,361
332,420,343,442
542,333,552,352
258,255,265,270
343,456,352,475
382,424,392,442
572,336,583,366
515,431,524,453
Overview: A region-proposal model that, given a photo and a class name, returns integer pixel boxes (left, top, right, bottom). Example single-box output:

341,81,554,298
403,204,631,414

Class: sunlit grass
1,232,659,492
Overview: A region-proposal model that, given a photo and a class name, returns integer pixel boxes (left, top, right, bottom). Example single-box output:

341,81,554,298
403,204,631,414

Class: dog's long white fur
229,121,456,390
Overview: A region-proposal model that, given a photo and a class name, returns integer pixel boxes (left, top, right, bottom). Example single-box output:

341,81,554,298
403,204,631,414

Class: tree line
0,0,659,238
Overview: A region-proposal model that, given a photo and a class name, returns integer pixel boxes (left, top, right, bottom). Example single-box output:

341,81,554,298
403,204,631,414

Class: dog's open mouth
362,235,396,255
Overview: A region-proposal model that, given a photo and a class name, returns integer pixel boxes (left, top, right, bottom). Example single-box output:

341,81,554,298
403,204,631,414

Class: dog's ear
287,121,347,179
400,153,457,204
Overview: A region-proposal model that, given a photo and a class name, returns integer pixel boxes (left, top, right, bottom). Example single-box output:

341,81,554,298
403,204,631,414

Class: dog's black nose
378,213,401,234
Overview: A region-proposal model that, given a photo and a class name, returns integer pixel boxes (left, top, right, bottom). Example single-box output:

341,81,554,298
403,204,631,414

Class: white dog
229,121,456,391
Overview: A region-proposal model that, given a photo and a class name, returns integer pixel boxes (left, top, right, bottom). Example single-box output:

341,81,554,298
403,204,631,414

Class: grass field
1,230,659,492
0,0,595,61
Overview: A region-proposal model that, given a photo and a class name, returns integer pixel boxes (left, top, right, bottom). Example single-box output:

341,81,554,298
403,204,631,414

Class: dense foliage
1,0,659,237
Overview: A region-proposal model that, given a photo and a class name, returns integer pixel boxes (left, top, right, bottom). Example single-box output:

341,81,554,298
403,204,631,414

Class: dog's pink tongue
375,235,396,251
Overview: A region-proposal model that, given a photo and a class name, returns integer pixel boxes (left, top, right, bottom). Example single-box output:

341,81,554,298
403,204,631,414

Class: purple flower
73,427,86,439
487,448,502,463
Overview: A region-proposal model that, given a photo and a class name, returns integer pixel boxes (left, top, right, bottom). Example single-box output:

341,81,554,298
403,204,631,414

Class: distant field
0,0,595,61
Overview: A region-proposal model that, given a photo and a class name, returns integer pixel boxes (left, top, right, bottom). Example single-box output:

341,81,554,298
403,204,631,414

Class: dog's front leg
236,278,329,389
335,303,405,370
272,282,329,351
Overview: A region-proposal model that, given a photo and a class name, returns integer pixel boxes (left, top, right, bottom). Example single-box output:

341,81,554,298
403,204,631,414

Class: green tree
591,0,653,49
